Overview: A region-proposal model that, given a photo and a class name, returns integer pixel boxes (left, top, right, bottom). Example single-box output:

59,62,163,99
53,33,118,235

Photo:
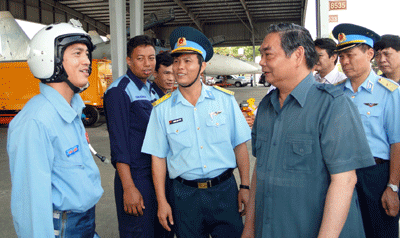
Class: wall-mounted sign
329,15,338,22
329,1,347,10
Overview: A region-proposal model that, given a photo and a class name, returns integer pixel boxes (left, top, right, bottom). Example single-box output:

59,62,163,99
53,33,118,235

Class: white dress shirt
314,67,347,84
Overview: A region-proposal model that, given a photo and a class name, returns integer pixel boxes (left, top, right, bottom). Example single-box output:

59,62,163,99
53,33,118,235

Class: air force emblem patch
66,145,79,157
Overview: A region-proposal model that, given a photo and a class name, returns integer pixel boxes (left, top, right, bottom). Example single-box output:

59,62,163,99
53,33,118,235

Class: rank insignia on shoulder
213,85,234,95
378,78,399,92
152,93,171,107
334,79,347,86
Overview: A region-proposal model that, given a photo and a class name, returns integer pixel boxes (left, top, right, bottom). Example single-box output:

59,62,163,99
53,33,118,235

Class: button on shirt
104,69,159,176
337,70,400,160
252,73,374,238
7,83,103,238
142,84,251,180
314,67,347,84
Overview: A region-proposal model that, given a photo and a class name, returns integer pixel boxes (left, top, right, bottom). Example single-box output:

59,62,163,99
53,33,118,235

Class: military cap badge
177,37,187,46
338,33,346,43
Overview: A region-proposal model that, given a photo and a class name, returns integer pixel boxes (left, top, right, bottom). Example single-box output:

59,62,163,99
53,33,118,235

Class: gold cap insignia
177,37,187,47
338,33,346,43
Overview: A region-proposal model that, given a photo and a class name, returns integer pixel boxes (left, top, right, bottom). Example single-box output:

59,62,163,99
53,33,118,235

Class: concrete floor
0,85,268,237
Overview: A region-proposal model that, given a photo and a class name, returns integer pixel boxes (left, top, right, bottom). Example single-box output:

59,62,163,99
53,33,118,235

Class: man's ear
331,54,338,63
200,61,207,74
366,47,375,61
126,56,132,68
293,46,305,67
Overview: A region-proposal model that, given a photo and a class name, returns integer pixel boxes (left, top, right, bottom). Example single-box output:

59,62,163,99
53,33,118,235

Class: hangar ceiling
2,0,307,47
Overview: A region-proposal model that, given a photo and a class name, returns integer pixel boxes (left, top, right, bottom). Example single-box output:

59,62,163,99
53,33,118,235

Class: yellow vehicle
0,59,112,126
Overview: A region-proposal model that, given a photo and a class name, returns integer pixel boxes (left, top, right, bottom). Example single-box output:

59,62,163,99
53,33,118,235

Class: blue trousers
356,163,400,238
172,175,243,238
114,170,175,238
53,206,99,238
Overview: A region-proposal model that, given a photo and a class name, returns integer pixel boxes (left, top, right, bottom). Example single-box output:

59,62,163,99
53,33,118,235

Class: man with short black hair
153,52,175,95
334,23,400,238
314,38,347,84
104,35,167,238
242,23,374,238
374,34,400,82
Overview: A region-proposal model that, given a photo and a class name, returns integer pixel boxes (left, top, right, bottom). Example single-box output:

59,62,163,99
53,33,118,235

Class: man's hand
242,112,255,129
157,200,174,231
123,186,145,216
238,188,250,216
382,187,400,217
241,226,255,238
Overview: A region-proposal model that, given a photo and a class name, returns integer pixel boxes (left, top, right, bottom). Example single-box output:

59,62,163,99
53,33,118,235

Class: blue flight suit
7,83,103,238
142,84,251,238
104,69,169,238
252,73,375,237
337,70,400,238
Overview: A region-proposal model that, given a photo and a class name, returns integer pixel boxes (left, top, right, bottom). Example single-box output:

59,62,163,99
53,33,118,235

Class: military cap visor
170,26,214,62
332,23,381,52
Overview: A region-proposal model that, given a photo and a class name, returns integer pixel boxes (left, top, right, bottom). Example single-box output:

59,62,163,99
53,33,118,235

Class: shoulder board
213,85,234,95
378,78,399,92
333,79,347,86
152,93,171,107
316,84,343,98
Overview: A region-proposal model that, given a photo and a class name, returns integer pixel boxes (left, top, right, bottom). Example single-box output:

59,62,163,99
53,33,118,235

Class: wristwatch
387,183,399,192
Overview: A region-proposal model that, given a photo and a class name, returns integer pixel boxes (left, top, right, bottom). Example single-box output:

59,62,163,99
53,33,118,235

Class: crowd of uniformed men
6,15,400,238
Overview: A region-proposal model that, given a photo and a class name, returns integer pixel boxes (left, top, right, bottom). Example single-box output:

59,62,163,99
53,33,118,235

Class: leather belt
374,157,389,165
175,169,234,189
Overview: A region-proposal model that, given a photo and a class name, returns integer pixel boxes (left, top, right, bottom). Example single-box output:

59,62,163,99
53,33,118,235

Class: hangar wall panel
9,2,24,19
26,6,39,22
41,9,53,25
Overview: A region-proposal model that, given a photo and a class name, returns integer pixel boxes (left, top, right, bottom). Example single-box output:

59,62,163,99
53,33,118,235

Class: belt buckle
198,181,210,189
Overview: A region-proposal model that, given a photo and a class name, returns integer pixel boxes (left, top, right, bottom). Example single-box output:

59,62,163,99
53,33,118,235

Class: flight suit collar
126,68,151,91
40,83,84,123
151,82,165,98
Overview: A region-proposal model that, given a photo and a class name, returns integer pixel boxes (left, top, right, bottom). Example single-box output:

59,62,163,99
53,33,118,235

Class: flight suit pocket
284,134,314,173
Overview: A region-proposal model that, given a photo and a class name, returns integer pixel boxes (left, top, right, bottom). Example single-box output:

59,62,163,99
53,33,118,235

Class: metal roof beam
239,0,254,30
172,0,203,32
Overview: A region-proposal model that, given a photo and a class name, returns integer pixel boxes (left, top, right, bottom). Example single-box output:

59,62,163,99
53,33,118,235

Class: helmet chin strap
179,64,202,88
58,67,91,93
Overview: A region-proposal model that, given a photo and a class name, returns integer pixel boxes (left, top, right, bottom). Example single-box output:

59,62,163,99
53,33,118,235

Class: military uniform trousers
172,174,243,238
114,170,175,238
356,162,400,238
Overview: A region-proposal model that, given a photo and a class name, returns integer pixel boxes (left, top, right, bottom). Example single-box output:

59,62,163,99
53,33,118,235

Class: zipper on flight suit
60,212,67,237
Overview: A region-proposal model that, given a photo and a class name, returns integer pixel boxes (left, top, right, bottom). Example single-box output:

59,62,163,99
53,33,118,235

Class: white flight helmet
27,19,95,93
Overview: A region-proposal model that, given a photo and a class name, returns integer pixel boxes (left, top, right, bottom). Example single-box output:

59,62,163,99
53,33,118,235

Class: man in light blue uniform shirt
334,23,400,238
7,20,103,237
142,26,251,238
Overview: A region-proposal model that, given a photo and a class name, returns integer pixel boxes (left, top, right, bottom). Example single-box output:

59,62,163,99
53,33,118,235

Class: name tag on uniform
135,95,147,99
66,145,79,157
169,118,183,124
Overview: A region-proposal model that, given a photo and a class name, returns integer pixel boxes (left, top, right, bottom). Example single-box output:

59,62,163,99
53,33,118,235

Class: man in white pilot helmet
7,19,103,238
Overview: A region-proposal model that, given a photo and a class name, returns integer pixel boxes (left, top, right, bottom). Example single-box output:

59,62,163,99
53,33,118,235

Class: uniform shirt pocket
358,105,382,128
284,134,314,173
166,121,192,154
205,113,228,144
